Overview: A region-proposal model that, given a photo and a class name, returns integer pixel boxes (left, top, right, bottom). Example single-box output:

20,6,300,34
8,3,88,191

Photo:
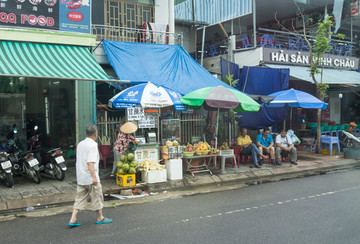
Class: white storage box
141,169,167,184
165,159,183,180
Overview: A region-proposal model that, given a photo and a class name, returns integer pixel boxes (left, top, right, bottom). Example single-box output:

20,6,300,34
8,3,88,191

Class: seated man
256,128,277,166
276,130,298,165
237,128,264,168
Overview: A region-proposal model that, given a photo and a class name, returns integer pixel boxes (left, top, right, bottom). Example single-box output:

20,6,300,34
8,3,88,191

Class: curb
1,159,359,214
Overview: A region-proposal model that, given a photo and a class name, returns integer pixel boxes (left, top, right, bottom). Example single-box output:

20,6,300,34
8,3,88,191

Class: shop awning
265,64,360,85
0,41,116,81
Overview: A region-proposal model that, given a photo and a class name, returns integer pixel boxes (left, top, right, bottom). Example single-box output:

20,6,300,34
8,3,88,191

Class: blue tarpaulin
102,40,233,95
236,66,289,94
235,66,290,129
220,57,240,80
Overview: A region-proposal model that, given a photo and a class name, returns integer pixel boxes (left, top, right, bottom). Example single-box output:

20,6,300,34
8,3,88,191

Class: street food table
183,154,218,177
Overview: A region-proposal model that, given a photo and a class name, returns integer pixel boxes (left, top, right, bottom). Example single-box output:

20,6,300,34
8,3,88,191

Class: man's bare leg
69,209,80,223
96,209,104,222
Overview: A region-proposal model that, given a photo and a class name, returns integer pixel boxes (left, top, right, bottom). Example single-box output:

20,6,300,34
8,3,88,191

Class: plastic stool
221,155,238,174
314,136,340,156
281,151,288,163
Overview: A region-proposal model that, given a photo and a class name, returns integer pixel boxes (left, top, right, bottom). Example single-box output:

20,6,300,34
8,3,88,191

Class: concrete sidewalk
0,152,359,212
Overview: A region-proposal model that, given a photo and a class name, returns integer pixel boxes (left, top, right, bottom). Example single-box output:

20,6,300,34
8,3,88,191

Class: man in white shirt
68,124,112,227
275,130,297,165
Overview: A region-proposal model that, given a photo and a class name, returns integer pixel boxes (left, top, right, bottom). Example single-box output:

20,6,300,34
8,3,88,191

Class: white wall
154,0,169,25
176,25,196,53
234,47,263,68
329,91,341,124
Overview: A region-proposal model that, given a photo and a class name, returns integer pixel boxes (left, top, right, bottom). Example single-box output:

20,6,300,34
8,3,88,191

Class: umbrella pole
290,106,293,130
215,108,219,149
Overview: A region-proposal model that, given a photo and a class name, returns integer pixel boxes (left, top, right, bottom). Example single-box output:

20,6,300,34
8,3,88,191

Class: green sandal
68,221,82,227
96,217,112,224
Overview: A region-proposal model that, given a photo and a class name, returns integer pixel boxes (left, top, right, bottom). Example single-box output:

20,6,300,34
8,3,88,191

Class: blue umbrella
268,89,327,109
267,88,327,129
108,82,187,111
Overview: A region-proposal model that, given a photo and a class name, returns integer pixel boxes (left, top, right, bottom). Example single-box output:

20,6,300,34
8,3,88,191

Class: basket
219,149,234,156
195,150,209,156
183,151,195,157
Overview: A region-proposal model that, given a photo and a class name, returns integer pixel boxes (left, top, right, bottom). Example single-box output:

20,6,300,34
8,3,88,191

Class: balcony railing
92,25,183,46
236,28,359,57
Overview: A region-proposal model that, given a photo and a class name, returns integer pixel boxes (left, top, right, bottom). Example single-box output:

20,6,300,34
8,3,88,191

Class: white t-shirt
276,134,292,148
76,137,100,185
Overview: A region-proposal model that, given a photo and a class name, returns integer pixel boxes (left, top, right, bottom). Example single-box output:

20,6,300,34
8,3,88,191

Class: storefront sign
0,0,91,34
263,48,359,70
134,144,159,162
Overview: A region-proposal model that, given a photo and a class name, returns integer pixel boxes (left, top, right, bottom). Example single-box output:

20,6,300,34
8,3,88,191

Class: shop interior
0,76,75,151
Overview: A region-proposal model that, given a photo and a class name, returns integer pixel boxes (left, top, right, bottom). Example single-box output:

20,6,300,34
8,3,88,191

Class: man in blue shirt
256,128,277,166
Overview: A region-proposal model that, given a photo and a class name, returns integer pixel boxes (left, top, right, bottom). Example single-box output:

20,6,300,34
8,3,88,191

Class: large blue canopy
268,88,328,109
102,40,233,95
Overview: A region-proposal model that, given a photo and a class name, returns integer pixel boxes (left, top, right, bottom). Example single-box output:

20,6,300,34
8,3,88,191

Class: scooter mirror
34,126,38,131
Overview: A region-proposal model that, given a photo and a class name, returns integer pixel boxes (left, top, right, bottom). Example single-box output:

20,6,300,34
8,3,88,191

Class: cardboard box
165,159,183,180
116,173,136,187
141,169,167,184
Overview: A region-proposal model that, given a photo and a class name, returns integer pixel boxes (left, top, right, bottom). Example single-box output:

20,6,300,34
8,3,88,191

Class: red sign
67,12,83,22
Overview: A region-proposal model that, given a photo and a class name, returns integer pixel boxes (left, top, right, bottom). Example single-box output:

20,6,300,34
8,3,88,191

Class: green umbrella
181,86,260,148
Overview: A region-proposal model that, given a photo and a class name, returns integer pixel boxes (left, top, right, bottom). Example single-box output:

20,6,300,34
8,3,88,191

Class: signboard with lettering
263,48,359,70
0,0,91,34
127,107,156,129
134,143,159,162
127,107,145,121
137,116,156,129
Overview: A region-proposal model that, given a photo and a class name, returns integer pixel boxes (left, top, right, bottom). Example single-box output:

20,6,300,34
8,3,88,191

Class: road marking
175,185,360,225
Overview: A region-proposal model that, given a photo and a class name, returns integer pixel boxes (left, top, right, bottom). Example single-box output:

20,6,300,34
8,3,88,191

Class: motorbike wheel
29,167,41,184
53,163,65,181
5,172,14,187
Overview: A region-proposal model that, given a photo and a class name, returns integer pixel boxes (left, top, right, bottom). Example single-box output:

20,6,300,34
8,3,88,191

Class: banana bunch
138,159,165,172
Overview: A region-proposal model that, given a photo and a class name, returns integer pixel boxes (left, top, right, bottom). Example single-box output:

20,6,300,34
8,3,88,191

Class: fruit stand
182,142,219,177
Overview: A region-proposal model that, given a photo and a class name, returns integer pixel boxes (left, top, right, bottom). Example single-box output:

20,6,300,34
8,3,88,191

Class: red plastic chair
99,145,112,169
281,151,289,163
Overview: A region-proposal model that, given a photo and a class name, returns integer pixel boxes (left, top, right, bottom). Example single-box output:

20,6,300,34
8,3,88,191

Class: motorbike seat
44,148,61,154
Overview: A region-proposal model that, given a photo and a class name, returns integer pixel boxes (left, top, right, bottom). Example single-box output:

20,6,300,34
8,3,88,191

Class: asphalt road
2,168,360,244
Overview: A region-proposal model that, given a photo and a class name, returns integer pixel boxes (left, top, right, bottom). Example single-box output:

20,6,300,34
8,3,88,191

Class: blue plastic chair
301,40,309,51
241,35,252,48
259,34,274,48
289,39,299,50
334,44,344,56
344,45,352,56
208,45,218,57
274,41,282,49
314,136,341,156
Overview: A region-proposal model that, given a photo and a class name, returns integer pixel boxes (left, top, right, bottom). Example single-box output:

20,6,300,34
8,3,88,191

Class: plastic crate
116,173,136,187
219,149,234,156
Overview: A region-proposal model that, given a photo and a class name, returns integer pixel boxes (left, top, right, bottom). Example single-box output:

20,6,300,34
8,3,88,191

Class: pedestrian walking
68,124,112,227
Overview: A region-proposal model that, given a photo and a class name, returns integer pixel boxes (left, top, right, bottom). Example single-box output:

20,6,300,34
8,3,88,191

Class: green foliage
318,83,329,99
309,16,344,90
221,74,239,88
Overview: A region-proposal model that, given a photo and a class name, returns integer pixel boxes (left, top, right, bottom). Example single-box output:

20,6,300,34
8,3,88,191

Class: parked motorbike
6,128,41,184
29,126,67,181
0,151,14,187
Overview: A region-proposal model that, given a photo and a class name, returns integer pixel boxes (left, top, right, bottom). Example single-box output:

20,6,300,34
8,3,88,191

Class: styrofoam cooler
141,169,167,184
165,159,183,180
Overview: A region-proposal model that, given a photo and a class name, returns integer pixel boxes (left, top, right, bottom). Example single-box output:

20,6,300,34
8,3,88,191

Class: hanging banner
0,0,91,34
